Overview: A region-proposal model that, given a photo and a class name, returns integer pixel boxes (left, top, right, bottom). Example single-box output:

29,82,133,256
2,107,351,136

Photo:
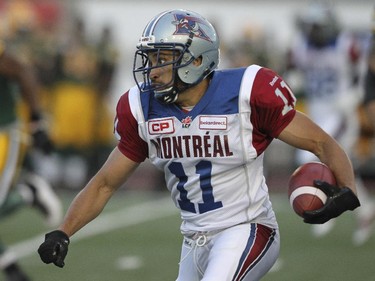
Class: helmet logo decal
172,14,212,42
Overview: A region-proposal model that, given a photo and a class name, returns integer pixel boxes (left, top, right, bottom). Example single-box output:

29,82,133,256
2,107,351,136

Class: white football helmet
133,9,220,103
296,3,339,48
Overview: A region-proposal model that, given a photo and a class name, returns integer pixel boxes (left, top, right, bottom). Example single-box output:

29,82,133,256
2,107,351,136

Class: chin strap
154,87,178,104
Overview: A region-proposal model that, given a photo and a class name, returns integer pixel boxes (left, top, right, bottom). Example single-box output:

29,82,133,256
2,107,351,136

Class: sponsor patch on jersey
181,116,193,128
199,116,227,130
148,118,175,135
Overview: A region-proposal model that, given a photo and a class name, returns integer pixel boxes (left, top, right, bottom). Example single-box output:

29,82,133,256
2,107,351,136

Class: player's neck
175,78,210,108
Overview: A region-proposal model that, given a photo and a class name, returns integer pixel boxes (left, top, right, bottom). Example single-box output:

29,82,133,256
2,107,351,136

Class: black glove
303,180,360,224
38,230,70,268
30,112,54,154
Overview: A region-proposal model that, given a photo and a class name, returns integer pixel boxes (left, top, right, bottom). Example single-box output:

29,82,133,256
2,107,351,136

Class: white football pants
176,223,280,281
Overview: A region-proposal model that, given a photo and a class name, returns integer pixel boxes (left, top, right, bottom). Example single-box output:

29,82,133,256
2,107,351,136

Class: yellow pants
0,123,28,205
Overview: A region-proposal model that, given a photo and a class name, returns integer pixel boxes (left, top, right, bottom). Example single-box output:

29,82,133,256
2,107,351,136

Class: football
288,161,337,217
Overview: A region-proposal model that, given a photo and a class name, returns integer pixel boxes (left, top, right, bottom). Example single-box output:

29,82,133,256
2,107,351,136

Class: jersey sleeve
114,91,148,162
250,67,297,147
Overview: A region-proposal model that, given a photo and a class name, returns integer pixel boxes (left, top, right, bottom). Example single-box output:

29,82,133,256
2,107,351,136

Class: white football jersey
289,31,359,101
290,32,362,164
115,65,296,234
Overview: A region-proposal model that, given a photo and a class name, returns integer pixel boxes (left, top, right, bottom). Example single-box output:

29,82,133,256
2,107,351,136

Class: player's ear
193,56,203,66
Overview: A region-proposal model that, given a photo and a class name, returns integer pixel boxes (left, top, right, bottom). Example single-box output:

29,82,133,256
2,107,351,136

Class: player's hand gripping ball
288,162,336,218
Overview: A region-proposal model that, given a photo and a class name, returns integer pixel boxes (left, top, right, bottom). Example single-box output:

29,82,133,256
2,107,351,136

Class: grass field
1,189,374,281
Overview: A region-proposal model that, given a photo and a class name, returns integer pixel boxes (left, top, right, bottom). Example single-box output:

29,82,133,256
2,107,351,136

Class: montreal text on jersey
151,134,234,159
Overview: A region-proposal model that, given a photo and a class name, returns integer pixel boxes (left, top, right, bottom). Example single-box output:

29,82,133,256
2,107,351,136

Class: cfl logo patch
148,118,175,135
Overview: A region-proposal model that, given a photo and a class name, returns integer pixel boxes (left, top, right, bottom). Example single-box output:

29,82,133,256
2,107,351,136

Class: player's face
148,50,177,91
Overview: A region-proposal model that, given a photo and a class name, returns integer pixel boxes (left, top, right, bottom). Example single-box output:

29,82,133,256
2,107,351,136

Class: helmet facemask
133,34,199,104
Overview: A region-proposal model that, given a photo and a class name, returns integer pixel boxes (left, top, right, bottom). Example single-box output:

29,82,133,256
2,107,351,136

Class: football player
286,3,372,240
38,9,360,280
0,40,62,281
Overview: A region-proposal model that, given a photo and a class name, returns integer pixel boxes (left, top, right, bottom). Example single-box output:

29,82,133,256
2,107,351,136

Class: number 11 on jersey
168,160,223,214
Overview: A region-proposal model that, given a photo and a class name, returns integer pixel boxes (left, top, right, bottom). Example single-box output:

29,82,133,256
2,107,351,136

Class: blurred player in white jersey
38,9,360,280
286,3,374,240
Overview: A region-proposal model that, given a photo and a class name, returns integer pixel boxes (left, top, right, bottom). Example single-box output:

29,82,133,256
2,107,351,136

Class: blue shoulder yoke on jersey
139,67,247,122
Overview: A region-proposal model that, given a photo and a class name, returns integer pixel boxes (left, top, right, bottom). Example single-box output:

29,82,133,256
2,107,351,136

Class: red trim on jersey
250,67,296,155
232,224,276,281
115,91,148,162
349,40,360,63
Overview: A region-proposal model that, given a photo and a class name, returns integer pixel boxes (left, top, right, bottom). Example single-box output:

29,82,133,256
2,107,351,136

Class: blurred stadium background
1,0,375,280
